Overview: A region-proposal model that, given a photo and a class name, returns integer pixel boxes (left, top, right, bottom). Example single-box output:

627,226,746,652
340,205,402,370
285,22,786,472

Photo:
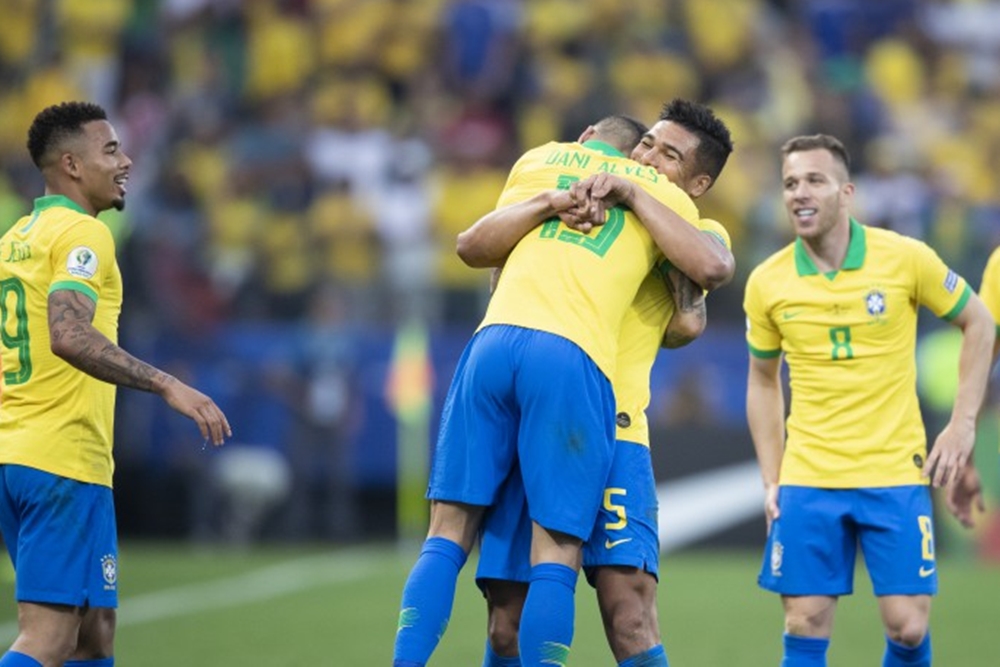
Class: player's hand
923,419,975,487
763,483,780,533
574,172,636,207
566,180,608,229
946,464,985,529
557,203,604,233
158,376,233,446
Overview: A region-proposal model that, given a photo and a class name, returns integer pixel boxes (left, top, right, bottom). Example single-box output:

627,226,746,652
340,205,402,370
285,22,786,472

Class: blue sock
518,563,577,667
393,536,468,667
0,652,42,667
883,633,931,667
483,640,522,666
619,644,669,666
65,660,115,666
782,634,829,666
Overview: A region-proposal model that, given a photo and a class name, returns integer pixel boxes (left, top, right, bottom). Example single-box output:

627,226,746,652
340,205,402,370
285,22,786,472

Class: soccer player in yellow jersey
393,112,733,667
0,102,231,667
460,100,734,667
744,134,995,667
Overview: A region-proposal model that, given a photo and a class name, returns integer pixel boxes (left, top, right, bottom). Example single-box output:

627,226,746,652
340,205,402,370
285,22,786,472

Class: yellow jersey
0,195,122,487
744,220,970,488
980,246,1000,335
480,140,700,380
614,219,731,446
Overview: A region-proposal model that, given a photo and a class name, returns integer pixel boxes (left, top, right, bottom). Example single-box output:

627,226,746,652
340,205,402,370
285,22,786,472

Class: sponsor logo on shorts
770,540,783,577
919,565,936,578
616,412,631,428
605,537,632,549
101,554,117,588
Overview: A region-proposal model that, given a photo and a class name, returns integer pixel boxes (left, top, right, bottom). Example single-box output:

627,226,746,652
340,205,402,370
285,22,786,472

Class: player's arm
661,268,706,349
48,289,232,445
569,173,735,291
456,189,579,268
746,354,785,530
923,292,995,487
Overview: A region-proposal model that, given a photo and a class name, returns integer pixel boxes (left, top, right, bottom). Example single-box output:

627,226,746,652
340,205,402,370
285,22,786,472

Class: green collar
794,218,866,277
581,140,625,158
33,194,89,216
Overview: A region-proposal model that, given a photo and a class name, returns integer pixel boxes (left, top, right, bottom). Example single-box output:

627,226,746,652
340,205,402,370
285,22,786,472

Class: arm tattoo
662,270,707,349
48,290,165,392
674,272,706,314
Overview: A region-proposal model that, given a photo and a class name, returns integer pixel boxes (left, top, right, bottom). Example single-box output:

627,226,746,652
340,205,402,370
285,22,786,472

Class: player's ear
687,173,713,198
577,126,597,143
60,151,81,179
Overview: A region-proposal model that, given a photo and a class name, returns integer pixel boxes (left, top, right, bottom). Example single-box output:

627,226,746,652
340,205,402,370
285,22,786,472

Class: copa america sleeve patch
943,269,959,293
67,246,99,278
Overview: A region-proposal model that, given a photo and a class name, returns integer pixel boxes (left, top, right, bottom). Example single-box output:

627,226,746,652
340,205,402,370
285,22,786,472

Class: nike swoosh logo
782,311,801,320
605,538,632,549
919,566,936,578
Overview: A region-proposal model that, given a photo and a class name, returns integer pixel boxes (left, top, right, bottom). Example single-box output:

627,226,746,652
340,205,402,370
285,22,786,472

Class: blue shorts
428,324,616,540
758,485,937,597
476,439,659,589
0,465,118,608
582,440,659,584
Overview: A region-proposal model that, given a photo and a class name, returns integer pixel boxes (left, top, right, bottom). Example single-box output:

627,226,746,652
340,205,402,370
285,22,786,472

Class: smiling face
65,120,132,214
631,120,711,198
781,148,853,241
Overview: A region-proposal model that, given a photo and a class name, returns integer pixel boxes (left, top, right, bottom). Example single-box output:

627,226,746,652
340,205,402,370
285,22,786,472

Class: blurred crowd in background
1,0,999,545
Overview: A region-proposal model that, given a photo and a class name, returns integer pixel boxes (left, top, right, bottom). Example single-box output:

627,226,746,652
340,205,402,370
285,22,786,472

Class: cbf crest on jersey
865,288,886,321
67,246,98,279
101,553,117,589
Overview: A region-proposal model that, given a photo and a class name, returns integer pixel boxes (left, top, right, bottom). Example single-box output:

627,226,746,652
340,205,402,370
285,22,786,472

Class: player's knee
75,607,117,658
487,608,520,656
784,609,830,638
484,581,527,658
885,618,928,648
598,582,660,656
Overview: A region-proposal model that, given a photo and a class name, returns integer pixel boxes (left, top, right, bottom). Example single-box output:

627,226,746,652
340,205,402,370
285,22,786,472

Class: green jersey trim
748,343,782,359
581,140,626,158
794,218,866,277
33,195,89,216
941,283,971,322
49,280,98,304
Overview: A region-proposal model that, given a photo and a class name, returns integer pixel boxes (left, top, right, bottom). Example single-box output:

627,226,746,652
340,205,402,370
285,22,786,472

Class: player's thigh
2,465,118,609
759,486,856,596
428,326,520,506
515,331,616,541
583,440,659,583
856,486,938,596
477,467,532,589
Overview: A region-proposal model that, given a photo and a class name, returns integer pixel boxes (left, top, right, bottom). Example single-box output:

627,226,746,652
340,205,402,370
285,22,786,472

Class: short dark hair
781,134,851,176
592,114,649,154
27,101,109,169
659,99,733,183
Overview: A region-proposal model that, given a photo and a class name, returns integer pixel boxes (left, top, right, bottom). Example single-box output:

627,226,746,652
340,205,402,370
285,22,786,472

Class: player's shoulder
862,223,928,257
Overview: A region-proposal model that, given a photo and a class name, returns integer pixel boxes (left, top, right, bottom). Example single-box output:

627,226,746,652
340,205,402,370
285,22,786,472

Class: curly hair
659,99,734,183
27,101,109,169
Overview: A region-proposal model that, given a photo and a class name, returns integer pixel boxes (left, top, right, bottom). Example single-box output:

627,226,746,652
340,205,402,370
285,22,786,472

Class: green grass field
0,542,997,665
